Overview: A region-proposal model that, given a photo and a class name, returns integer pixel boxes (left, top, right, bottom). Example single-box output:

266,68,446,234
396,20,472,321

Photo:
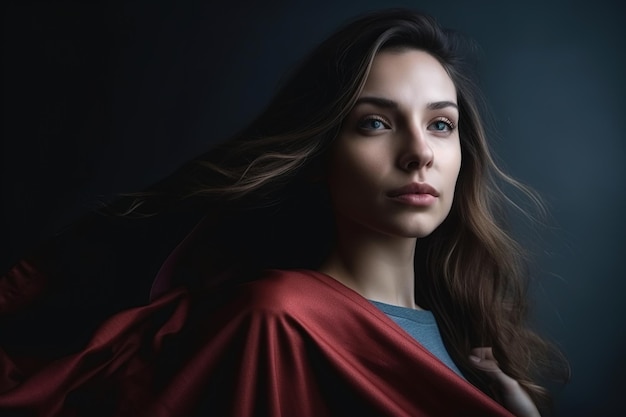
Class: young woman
0,9,567,417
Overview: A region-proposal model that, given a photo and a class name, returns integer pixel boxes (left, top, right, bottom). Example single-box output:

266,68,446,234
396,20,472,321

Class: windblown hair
113,9,568,411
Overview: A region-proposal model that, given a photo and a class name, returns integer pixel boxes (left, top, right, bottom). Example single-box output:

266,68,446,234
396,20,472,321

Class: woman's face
327,49,461,239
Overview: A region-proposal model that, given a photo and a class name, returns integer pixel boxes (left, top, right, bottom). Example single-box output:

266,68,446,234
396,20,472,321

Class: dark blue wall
3,1,624,415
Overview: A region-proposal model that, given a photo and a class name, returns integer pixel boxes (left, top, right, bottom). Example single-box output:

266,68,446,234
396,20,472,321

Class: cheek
442,142,462,185
446,150,463,210
435,142,462,211
325,148,382,222
452,153,462,186
328,144,387,195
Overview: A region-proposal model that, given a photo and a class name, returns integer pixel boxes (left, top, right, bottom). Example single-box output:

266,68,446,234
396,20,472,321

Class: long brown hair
113,9,568,410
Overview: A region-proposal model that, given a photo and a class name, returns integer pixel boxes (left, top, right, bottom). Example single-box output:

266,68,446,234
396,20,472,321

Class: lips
386,183,440,198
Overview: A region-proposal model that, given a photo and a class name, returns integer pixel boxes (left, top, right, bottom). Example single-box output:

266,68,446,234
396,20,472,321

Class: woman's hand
469,347,541,417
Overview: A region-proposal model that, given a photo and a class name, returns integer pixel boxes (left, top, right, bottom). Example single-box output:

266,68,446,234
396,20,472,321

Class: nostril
405,160,419,170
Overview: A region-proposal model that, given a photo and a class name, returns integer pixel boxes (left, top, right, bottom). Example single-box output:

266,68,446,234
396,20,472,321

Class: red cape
0,262,514,417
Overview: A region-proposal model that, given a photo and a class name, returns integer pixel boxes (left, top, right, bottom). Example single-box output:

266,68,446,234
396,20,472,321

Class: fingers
468,347,542,416
468,346,521,391
470,346,494,360
469,346,501,374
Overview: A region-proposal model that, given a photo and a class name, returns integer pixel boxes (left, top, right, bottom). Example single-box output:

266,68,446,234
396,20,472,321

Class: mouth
387,183,440,198
386,183,439,207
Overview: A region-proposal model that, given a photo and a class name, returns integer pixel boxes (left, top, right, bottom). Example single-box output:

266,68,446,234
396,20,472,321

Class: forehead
360,49,457,104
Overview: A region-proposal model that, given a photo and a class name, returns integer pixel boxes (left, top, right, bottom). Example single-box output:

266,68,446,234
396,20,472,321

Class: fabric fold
0,264,513,417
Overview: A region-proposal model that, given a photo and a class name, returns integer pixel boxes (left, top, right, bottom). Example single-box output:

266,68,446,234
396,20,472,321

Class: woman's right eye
357,116,390,131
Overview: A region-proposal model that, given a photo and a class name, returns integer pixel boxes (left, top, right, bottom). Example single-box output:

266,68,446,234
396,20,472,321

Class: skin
320,49,461,309
318,49,540,417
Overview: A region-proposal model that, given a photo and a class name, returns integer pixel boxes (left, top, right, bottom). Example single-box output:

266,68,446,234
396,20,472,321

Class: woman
0,9,567,417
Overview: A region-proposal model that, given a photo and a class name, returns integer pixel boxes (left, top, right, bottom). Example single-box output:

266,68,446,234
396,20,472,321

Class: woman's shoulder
228,268,372,321
234,269,335,312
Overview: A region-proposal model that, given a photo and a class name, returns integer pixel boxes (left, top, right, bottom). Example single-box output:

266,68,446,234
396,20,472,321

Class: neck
318,219,420,309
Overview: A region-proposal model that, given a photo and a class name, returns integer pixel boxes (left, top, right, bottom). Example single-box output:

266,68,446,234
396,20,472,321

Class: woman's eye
357,117,389,131
428,118,455,132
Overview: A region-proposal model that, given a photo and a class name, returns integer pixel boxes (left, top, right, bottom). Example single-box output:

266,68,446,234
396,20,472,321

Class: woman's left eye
428,117,455,132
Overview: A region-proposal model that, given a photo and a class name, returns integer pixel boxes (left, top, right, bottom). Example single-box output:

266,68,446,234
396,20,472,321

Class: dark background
2,0,625,415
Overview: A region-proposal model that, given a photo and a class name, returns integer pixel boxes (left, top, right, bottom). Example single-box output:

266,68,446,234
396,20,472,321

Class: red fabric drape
0,261,514,417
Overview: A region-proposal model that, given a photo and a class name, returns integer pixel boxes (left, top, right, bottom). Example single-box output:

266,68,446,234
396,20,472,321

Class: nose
397,125,434,171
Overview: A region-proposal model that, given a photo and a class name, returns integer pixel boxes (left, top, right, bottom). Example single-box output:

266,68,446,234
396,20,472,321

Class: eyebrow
354,96,458,111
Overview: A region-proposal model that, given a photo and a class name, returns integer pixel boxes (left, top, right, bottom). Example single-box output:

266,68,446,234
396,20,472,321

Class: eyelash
429,117,456,132
357,115,391,131
357,115,457,132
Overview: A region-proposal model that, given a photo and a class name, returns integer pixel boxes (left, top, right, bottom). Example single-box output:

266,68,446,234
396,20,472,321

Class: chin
391,216,448,239
406,229,439,239
383,223,442,239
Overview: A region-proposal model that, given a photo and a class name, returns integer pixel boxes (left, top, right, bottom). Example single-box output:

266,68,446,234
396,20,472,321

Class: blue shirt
371,300,464,378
